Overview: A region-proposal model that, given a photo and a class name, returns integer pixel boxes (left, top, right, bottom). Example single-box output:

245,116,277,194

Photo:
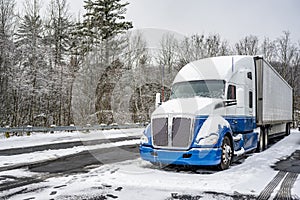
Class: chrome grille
152,118,168,147
152,116,193,148
172,117,192,147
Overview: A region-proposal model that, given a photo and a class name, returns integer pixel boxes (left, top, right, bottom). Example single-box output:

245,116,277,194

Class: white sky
125,0,300,43
17,0,300,44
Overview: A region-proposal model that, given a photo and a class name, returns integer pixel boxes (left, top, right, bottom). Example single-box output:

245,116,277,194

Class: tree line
0,0,299,127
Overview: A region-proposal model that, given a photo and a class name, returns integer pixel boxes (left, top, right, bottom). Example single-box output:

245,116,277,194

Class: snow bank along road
0,129,299,199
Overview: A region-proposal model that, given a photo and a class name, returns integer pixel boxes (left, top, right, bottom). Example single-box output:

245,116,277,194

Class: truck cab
139,56,292,170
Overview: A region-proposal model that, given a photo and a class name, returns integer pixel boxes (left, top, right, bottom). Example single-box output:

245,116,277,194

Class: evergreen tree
44,0,74,125
83,0,132,41
0,0,16,126
77,0,133,63
15,0,47,125
73,0,133,124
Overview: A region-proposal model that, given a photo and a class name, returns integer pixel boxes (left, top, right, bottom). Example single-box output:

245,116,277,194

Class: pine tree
83,0,132,40
0,0,16,126
44,0,74,125
72,0,133,124
15,0,47,125
77,0,133,63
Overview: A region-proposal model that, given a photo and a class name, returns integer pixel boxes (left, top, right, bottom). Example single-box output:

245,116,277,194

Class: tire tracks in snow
257,171,287,200
273,172,299,200
258,171,299,200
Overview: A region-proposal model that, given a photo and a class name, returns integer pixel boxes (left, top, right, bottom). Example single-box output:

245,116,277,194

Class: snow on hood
152,97,223,117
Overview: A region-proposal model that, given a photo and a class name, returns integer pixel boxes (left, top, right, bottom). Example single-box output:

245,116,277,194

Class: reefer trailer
139,56,293,170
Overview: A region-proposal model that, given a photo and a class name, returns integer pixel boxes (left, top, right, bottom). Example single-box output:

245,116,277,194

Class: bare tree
123,31,147,69
157,33,179,75
205,34,221,57
205,33,231,57
290,44,300,125
235,35,259,55
177,34,230,70
125,31,151,122
260,37,276,62
275,31,296,81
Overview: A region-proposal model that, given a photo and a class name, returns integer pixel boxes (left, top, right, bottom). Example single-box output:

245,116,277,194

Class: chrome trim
151,114,195,150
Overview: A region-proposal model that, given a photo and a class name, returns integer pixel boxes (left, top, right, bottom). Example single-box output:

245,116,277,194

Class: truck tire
264,127,269,150
285,123,291,136
256,129,264,152
218,136,233,170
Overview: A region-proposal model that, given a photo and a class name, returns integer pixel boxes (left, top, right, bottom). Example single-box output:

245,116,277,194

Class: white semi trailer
140,55,293,170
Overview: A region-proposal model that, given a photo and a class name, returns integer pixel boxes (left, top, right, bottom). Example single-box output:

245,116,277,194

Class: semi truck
139,55,293,170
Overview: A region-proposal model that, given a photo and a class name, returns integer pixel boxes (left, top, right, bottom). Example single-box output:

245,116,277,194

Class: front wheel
218,136,233,170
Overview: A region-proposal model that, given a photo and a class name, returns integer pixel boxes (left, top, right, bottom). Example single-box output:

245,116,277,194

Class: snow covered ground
0,128,143,168
0,128,144,150
0,129,299,200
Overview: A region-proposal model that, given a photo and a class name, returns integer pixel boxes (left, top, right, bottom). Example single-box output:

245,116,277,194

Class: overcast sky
124,0,300,43
18,0,300,44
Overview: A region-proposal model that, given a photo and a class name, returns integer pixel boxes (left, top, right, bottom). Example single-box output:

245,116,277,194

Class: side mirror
155,93,161,108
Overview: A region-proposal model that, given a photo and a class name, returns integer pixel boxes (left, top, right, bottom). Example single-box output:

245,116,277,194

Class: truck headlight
140,135,149,145
196,133,219,146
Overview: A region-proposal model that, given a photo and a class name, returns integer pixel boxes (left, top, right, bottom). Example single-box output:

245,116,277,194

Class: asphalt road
28,144,139,174
0,135,140,156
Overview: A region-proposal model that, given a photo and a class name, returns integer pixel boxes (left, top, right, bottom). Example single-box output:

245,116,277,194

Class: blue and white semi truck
139,56,293,170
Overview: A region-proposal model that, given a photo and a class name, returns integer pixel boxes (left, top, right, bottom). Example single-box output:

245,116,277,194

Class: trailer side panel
255,57,293,125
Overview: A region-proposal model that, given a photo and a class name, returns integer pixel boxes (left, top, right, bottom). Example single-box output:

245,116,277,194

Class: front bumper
139,145,222,166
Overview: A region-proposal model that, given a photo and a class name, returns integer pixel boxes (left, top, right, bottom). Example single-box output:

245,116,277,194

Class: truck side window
249,91,253,108
227,85,236,100
247,72,252,80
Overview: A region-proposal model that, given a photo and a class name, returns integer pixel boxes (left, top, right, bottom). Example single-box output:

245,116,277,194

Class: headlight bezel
140,124,151,145
196,132,219,146
140,135,149,145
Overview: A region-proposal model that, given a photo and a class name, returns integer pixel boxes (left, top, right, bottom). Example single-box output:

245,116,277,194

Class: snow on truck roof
173,55,256,84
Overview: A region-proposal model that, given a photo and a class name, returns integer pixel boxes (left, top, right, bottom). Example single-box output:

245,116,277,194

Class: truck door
246,71,254,116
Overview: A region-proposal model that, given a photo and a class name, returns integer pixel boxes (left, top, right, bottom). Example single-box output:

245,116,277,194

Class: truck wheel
264,128,269,150
218,136,233,170
285,123,291,136
256,129,264,152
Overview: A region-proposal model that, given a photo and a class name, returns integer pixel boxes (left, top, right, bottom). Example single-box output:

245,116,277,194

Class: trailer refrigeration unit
139,56,293,170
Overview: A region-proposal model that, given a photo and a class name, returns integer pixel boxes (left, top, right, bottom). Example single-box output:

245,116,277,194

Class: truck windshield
170,80,225,99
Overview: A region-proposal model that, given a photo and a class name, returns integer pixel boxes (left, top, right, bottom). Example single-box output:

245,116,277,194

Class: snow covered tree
78,0,133,63
82,0,133,40
44,0,74,125
235,35,259,55
205,34,230,57
45,0,72,67
0,0,16,126
15,0,47,125
177,34,230,68
260,37,276,63
157,33,179,75
74,0,133,124
275,31,296,82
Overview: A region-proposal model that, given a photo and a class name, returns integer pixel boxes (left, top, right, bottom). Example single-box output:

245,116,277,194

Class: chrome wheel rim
222,142,232,165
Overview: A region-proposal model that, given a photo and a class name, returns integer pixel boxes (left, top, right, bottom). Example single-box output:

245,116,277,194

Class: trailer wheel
218,136,233,170
264,128,269,150
285,123,291,136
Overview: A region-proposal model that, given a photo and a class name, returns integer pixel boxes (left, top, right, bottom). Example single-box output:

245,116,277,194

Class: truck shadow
147,164,219,174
